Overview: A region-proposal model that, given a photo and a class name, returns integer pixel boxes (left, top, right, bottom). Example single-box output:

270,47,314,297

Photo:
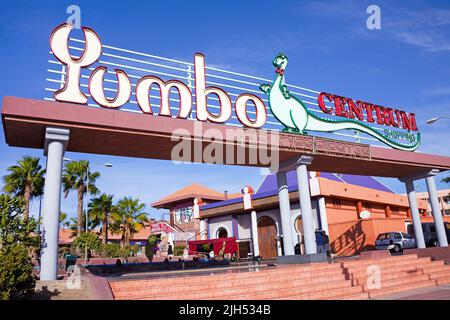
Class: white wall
208,215,233,239
206,198,320,255
237,214,252,239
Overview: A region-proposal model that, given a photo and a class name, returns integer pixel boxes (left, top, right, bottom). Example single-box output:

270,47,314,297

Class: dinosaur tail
308,116,420,151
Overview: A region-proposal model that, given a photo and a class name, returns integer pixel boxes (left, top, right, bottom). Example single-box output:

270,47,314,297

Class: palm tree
3,156,45,220
442,176,450,184
59,212,69,228
62,160,100,234
89,194,113,244
110,197,148,247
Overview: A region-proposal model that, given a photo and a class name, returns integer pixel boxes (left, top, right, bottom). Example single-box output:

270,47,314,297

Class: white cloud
301,0,450,53
423,85,450,96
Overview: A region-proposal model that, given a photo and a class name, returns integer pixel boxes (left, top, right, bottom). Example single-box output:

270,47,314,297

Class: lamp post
426,116,450,124
63,157,112,265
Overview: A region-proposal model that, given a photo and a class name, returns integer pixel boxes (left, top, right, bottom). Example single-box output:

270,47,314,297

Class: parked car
375,232,416,253
407,222,450,247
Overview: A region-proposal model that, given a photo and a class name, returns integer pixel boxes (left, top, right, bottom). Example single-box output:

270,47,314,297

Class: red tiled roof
151,183,230,208
106,223,153,241
59,228,75,245
58,220,168,244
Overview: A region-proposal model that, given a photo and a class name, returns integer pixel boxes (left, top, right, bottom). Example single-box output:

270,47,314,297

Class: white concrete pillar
250,210,260,257
276,234,283,256
40,127,69,280
199,219,207,240
425,175,448,247
276,171,295,256
403,179,426,249
318,196,329,236
296,156,317,254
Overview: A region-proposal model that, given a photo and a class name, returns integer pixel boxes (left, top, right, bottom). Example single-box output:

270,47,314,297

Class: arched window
295,216,304,234
217,227,228,238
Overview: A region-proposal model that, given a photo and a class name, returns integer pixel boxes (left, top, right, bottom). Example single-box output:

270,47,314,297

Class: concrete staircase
340,254,450,299
108,254,450,300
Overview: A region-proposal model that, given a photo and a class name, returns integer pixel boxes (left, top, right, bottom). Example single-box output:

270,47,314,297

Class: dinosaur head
273,53,288,71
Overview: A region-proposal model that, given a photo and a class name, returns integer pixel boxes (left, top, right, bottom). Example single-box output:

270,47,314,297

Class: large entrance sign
50,23,267,129
2,22,450,281
259,54,419,151
49,23,420,151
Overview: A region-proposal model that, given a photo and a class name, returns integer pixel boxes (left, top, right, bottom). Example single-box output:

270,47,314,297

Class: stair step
342,257,434,273
109,253,449,301
345,259,443,276
348,263,450,285
274,285,364,300
362,273,435,291
340,254,419,267
342,254,418,263
367,279,439,299
110,269,347,295
114,275,353,300
110,264,343,290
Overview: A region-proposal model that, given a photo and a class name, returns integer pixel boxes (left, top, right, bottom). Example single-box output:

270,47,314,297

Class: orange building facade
185,172,450,258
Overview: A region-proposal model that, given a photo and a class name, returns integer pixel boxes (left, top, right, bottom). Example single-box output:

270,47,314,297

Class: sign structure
48,23,420,152
260,53,420,151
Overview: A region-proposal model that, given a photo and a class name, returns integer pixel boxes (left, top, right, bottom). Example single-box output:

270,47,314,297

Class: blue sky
1,0,449,220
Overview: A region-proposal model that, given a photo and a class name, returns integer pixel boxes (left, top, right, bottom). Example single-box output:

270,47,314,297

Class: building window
173,207,193,224
295,216,303,234
217,227,228,238
331,198,342,208
364,202,372,211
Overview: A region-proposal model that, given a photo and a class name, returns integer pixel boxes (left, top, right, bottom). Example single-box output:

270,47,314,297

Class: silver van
375,232,416,253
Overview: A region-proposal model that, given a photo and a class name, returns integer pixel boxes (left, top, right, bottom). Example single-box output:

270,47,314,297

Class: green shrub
95,243,140,258
202,243,211,252
95,243,120,257
0,194,38,300
0,243,35,300
148,235,158,246
73,232,101,257
145,235,159,262
129,244,140,256
173,245,185,256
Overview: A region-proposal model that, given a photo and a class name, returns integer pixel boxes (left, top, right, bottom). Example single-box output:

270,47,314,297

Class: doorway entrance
257,216,278,259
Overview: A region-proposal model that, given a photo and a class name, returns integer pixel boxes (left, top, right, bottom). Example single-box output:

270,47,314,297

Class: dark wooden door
257,216,277,259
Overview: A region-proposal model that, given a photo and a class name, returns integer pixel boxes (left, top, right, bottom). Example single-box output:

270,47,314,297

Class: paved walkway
376,283,450,300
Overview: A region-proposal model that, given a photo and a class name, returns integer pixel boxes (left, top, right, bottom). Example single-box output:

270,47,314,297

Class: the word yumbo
50,23,267,128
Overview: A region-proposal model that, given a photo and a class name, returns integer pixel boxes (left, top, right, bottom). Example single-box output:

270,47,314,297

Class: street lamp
426,116,450,124
63,157,112,265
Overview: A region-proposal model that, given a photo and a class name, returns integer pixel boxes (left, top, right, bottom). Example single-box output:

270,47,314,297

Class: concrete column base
276,253,327,264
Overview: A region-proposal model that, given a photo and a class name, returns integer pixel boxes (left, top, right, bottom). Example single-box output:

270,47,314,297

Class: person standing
183,246,189,261
167,243,173,260
315,230,325,254
322,230,330,257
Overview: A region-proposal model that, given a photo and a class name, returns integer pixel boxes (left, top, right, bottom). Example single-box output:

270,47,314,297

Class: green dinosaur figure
259,53,420,151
